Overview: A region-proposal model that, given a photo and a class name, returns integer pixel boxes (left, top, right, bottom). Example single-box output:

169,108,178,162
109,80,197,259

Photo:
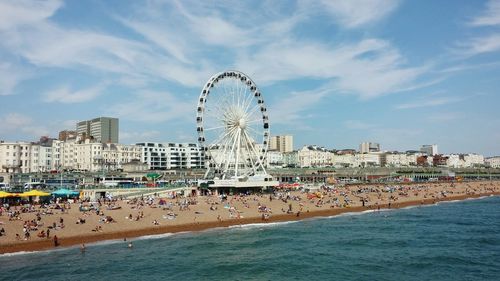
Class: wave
0,250,41,257
134,232,181,241
228,221,298,230
0,246,71,258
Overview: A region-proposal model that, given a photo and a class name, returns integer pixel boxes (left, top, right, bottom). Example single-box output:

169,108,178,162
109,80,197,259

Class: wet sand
1,181,499,254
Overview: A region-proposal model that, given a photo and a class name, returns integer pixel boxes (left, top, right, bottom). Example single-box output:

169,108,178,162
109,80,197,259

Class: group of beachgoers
0,181,499,252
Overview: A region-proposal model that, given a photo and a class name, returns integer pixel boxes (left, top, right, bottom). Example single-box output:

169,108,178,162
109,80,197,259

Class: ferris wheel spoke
242,86,254,114
204,125,227,132
242,135,258,175
245,104,261,120
245,131,267,173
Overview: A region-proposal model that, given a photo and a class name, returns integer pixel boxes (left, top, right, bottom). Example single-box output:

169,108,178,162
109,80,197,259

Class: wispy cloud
395,94,467,109
456,34,500,56
43,83,107,103
268,86,334,129
109,90,193,123
238,38,428,99
343,120,378,130
0,62,30,96
455,1,500,57
469,0,500,27
0,113,50,138
120,130,161,143
0,0,62,30
426,112,462,122
315,0,400,28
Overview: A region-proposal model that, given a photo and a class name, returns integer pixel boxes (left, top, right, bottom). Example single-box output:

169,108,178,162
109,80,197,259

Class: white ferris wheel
196,71,271,181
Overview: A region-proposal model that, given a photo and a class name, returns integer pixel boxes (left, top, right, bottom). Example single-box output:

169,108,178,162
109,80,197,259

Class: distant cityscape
1,117,499,177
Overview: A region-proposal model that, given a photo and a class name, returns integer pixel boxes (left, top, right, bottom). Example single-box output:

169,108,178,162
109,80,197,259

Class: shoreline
2,191,498,255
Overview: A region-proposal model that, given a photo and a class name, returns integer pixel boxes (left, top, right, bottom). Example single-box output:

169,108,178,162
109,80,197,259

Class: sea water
1,196,499,281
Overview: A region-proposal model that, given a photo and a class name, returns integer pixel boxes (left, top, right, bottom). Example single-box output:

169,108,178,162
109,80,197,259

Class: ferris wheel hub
238,118,246,129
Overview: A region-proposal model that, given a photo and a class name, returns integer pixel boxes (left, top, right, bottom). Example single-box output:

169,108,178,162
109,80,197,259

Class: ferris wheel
196,71,270,180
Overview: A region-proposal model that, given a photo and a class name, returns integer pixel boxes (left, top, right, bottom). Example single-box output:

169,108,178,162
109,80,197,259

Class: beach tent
52,188,79,197
0,191,13,198
18,190,51,197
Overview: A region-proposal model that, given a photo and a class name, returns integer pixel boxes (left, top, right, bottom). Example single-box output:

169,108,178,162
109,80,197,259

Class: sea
1,196,499,281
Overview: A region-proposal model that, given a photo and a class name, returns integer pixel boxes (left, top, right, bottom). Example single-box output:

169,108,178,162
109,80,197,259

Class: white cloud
118,18,192,64
237,38,427,99
1,113,31,128
395,95,466,109
109,90,193,123
316,0,400,28
43,84,107,103
0,62,29,96
426,112,462,122
0,0,62,30
268,88,330,128
343,120,377,130
469,0,500,27
120,130,161,143
0,113,50,139
456,34,500,56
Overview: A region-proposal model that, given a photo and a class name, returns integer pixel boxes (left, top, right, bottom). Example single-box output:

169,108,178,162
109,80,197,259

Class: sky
0,0,500,156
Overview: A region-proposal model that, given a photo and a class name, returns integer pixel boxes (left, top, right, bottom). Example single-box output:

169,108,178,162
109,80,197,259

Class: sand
1,181,499,254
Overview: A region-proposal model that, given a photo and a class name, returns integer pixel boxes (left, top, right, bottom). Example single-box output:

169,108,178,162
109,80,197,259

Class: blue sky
0,0,499,156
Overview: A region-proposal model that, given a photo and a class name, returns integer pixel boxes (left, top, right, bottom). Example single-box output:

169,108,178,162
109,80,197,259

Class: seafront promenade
1,180,499,254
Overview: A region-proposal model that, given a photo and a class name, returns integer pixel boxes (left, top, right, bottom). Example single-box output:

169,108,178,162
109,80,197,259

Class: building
297,145,332,167
282,151,299,167
359,142,380,154
266,150,284,168
77,117,119,143
0,141,31,173
385,152,419,167
355,152,384,167
446,154,485,168
420,144,438,156
330,153,356,168
270,135,293,153
486,156,500,168
136,142,204,170
58,130,77,141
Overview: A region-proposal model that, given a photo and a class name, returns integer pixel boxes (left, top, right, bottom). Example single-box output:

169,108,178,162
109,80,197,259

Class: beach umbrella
19,190,51,197
52,188,79,197
0,191,13,198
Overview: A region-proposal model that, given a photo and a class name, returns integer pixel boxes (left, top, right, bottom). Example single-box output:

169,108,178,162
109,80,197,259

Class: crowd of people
0,181,498,251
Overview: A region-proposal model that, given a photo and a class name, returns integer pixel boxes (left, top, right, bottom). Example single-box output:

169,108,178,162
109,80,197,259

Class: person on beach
80,243,86,253
128,242,133,248
53,235,59,247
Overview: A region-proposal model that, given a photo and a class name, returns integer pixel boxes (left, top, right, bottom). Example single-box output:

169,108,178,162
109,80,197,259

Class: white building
330,153,356,168
298,145,332,167
385,153,418,167
486,156,500,168
420,144,438,156
266,150,284,168
282,151,299,167
0,142,32,173
354,152,384,167
136,142,204,170
464,154,485,167
446,154,485,168
359,142,380,154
